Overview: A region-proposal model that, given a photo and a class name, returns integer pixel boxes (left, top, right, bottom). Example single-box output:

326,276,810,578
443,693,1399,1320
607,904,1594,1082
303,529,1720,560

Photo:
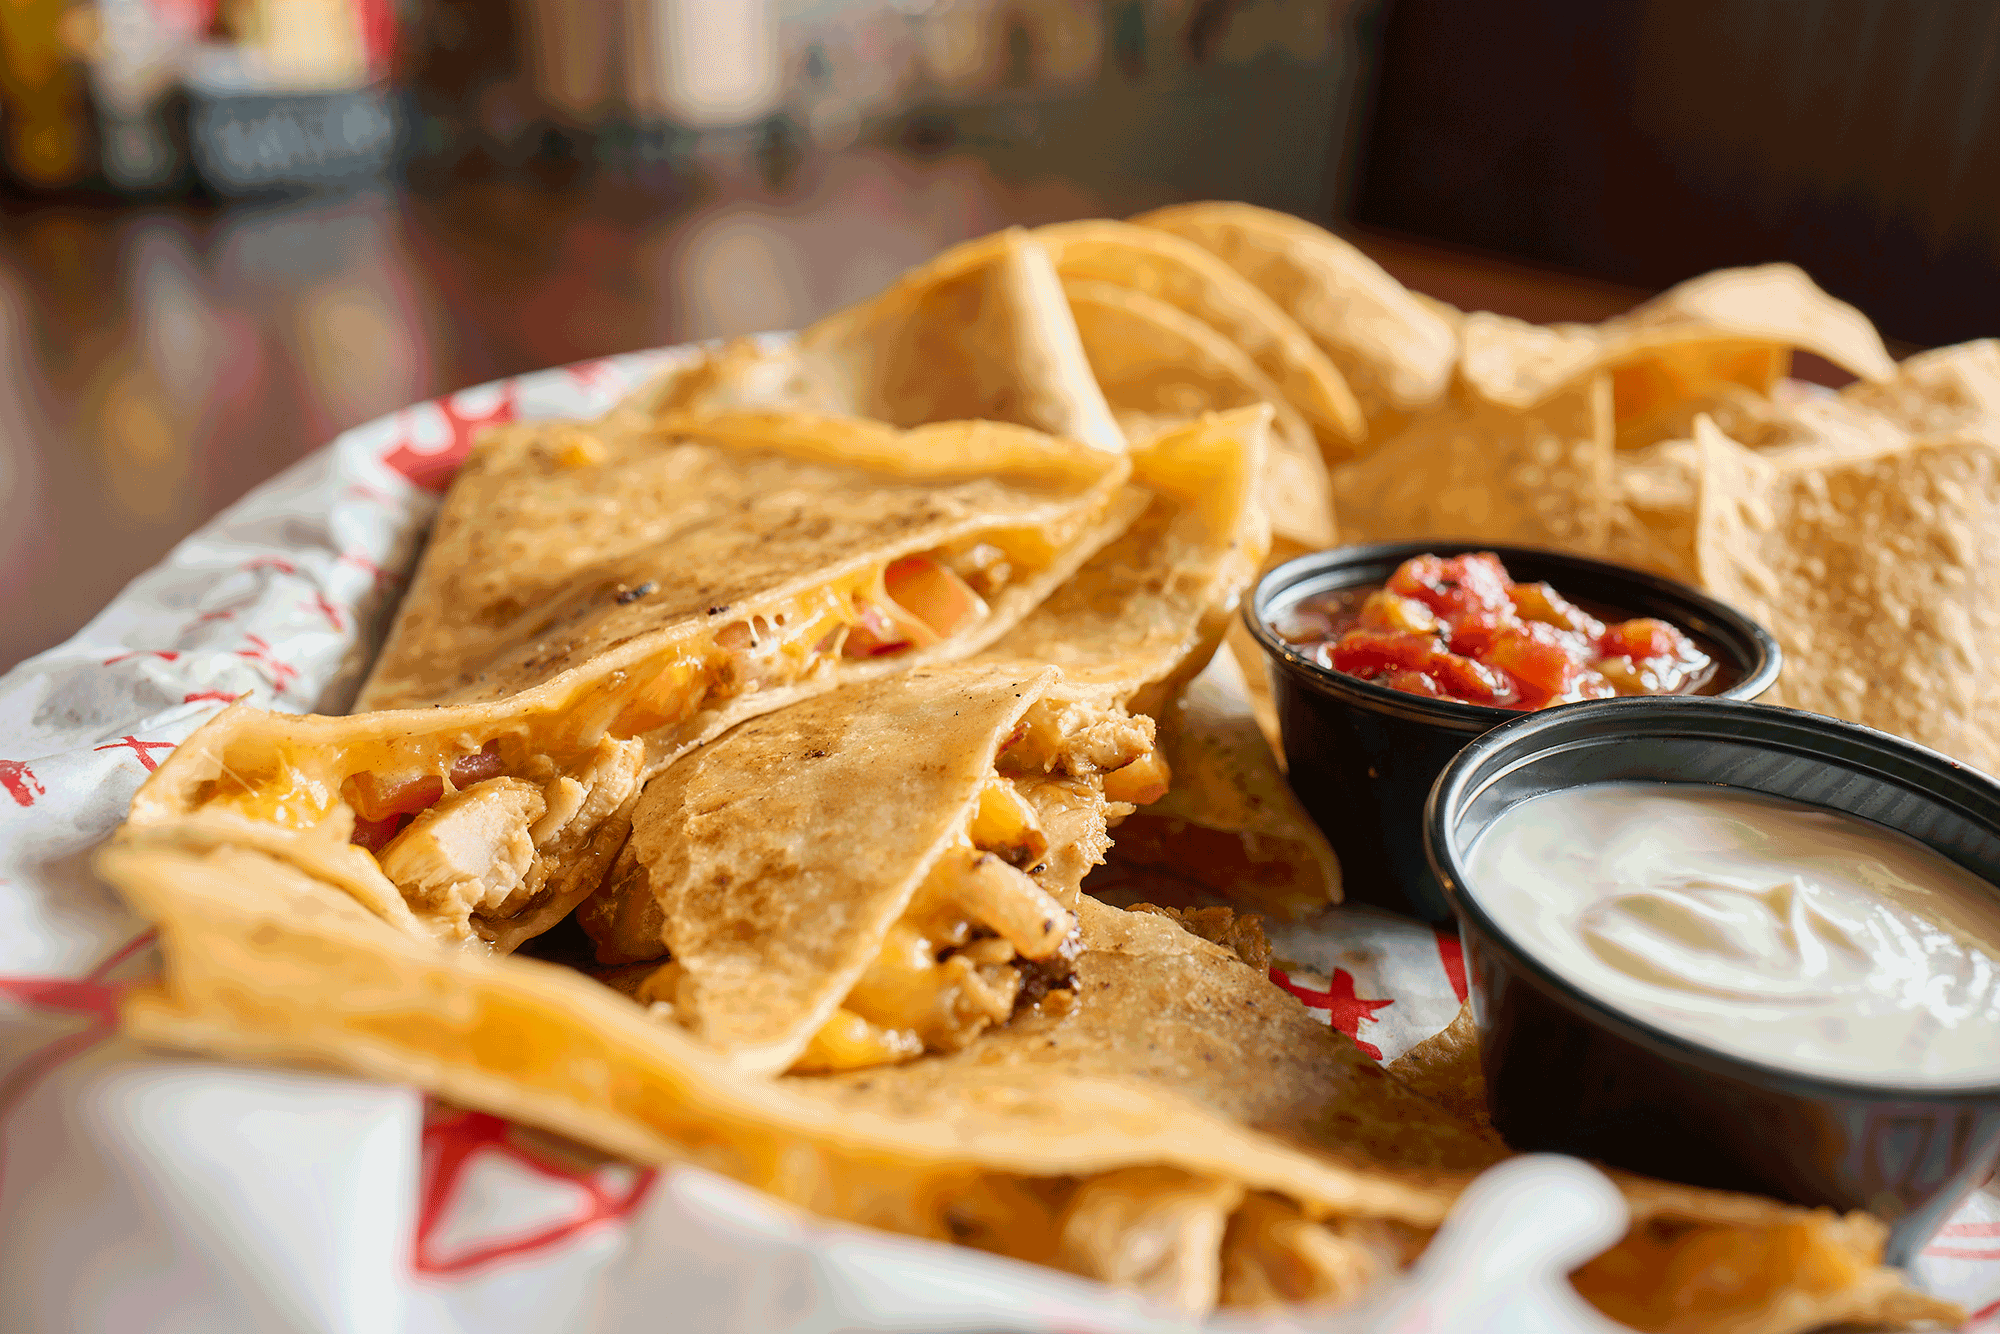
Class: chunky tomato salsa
1272,552,1717,711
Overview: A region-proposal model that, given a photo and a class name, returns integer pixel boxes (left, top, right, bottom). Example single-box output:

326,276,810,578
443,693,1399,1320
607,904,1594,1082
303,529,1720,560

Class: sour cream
1464,783,2000,1085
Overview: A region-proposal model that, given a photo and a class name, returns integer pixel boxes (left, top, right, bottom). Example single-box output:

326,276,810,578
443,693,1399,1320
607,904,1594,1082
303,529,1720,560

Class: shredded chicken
379,778,547,924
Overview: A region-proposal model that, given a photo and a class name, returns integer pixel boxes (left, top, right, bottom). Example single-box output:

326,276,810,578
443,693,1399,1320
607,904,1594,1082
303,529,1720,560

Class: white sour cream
1464,782,2000,1085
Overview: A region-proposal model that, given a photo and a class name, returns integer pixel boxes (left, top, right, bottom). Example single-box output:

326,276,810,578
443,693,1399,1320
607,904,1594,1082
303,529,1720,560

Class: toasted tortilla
1098,647,1342,919
578,663,1165,1076
99,837,1952,1328
122,412,1141,953
1129,200,1458,434
621,228,1124,453
1059,276,1334,549
1028,218,1366,454
980,406,1272,718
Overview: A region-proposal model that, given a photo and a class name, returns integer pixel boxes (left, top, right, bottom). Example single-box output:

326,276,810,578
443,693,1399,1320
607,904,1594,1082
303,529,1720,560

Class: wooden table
0,147,1846,673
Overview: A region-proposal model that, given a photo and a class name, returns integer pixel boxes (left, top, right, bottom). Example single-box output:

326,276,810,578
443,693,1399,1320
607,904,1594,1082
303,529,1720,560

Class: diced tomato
1444,606,1510,659
884,556,985,639
1598,617,1693,663
1379,669,1446,698
346,770,443,824
1484,621,1593,699
841,601,911,658
1387,552,1513,622
1428,652,1519,707
1509,582,1607,640
449,743,505,788
1355,590,1440,635
351,811,409,854
1328,629,1442,677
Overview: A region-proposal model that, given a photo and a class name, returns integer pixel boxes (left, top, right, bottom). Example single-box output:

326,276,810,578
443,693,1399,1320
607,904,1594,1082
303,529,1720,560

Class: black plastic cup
1427,696,2000,1265
1244,542,1782,921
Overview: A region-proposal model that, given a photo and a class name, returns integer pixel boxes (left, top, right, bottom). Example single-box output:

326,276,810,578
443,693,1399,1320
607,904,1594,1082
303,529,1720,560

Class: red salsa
1272,552,1716,711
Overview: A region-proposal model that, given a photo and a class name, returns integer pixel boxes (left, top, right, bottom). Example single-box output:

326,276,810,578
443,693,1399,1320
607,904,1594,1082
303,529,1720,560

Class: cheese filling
790,697,1168,1073
186,541,1034,943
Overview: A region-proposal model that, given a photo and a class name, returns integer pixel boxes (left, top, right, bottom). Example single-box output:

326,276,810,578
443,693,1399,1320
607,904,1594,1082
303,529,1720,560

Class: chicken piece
379,778,548,924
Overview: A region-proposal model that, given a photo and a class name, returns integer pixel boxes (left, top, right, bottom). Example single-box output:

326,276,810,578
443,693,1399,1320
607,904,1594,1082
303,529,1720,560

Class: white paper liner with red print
2,351,1993,1332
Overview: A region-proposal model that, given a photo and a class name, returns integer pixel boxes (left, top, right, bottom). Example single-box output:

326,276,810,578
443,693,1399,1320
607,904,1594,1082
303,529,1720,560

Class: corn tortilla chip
1129,200,1458,429
1842,338,2000,439
1694,418,2000,775
1332,373,1614,554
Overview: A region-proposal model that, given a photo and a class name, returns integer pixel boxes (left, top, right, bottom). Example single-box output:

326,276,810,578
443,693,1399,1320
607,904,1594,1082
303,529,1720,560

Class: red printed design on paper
241,557,298,576
303,593,346,631
339,551,403,590
184,690,249,706
414,1109,656,1275
1926,1219,2000,1260
103,650,181,667
234,634,298,692
94,736,177,773
0,932,160,1194
0,760,44,808
382,382,519,492
562,358,621,395
1435,925,1468,1004
1271,967,1395,1061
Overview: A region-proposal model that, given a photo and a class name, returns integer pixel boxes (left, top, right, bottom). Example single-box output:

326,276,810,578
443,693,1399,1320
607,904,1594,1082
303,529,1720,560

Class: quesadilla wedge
622,228,1124,453
580,662,1167,1075
121,411,1142,952
985,408,1341,915
97,837,1956,1330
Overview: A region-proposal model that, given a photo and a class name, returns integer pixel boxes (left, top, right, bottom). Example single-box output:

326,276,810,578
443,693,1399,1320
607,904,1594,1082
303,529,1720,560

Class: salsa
1272,552,1716,711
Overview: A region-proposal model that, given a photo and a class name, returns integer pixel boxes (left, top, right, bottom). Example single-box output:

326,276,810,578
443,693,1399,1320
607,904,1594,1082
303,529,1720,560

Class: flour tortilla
99,837,1952,1328
1129,200,1458,433
622,228,1124,453
576,663,1156,1075
124,412,1140,953
1060,275,1334,548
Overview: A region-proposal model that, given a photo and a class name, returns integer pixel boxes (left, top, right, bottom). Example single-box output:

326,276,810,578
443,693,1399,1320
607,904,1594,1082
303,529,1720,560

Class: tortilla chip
1842,338,2000,439
981,406,1272,718
1030,218,1367,454
1331,373,1614,554
1694,417,2000,775
624,229,1124,453
1104,648,1342,918
1458,266,1895,435
1062,276,1334,548
1384,1002,1488,1128
1129,200,1458,429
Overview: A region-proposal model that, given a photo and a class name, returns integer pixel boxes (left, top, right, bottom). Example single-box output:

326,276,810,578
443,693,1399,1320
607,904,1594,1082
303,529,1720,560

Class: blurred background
1,0,1995,671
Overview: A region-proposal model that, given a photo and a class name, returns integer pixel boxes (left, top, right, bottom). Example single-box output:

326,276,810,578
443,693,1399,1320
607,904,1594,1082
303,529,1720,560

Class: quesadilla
623,228,1124,453
580,663,1167,1075
97,837,1956,1331
122,410,1142,952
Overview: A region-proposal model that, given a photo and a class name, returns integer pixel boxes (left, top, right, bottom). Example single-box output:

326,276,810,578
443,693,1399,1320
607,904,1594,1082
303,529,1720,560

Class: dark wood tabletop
0,146,1849,674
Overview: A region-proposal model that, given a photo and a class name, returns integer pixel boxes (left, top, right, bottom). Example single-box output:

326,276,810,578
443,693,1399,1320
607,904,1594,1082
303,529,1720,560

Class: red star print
234,634,298,691
302,593,345,631
103,649,181,667
0,760,44,808
94,736,178,772
1271,966,1395,1060
414,1108,656,1275
382,382,518,492
190,610,235,626
240,557,297,576
184,689,249,706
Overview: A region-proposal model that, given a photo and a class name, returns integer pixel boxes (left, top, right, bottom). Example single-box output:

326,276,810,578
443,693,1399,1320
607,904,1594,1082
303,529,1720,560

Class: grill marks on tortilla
575,664,1166,1076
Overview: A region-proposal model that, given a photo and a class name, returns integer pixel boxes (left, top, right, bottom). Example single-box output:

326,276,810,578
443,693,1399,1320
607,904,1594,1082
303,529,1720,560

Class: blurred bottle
0,0,95,190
